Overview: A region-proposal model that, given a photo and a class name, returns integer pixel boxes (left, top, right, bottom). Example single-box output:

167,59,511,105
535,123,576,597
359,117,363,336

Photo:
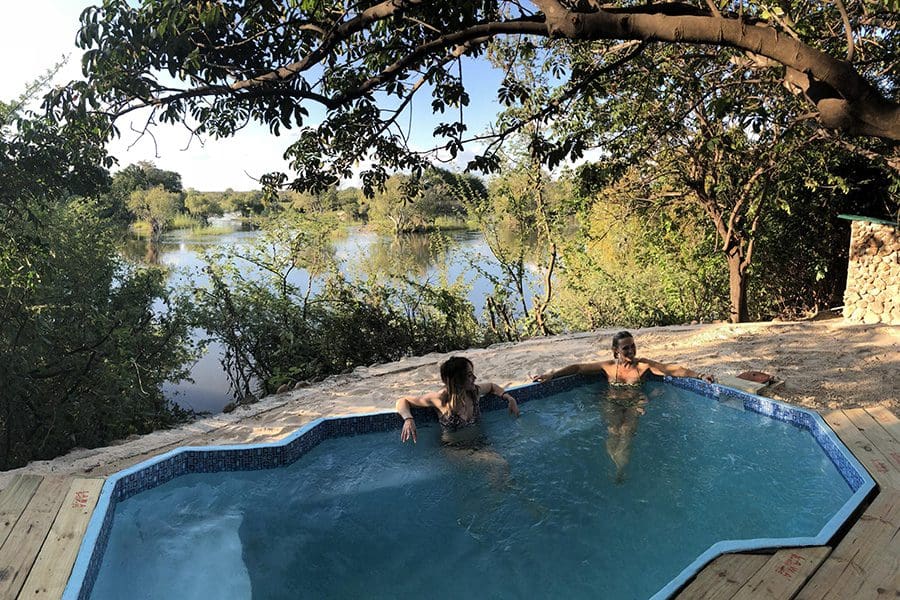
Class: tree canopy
51,0,897,193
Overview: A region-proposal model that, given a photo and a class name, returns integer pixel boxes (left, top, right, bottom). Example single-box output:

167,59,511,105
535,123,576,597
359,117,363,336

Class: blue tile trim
64,376,876,600
664,377,870,492
656,376,877,599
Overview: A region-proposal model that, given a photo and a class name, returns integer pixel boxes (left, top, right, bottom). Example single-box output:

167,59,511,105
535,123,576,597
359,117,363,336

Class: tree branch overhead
56,0,898,190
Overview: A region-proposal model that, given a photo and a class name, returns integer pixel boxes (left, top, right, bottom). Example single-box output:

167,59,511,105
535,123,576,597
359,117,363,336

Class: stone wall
842,219,899,324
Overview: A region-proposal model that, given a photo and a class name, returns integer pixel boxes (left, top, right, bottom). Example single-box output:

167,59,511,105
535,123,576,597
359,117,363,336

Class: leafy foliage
105,161,183,226
520,35,896,322
364,167,486,234
0,86,195,469
190,212,484,400
557,170,728,327
746,150,899,318
45,0,898,200
128,185,182,240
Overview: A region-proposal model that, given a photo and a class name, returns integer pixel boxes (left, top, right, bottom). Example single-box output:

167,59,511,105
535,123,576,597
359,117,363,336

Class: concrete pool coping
63,376,877,600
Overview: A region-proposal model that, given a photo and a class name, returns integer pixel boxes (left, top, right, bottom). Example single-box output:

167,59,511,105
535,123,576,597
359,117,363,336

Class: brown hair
612,331,633,358
439,356,475,413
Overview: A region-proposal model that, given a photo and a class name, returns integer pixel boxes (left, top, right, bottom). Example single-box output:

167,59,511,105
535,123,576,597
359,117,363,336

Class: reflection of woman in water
602,385,648,483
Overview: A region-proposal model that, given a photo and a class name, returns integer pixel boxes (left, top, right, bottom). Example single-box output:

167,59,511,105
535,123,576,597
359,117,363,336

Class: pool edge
653,377,878,600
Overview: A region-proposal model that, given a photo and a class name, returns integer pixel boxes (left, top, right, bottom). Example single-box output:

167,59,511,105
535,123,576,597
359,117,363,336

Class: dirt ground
2,317,897,486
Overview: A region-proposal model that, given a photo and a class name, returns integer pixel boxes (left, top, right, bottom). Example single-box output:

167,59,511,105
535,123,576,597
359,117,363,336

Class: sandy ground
1,317,897,487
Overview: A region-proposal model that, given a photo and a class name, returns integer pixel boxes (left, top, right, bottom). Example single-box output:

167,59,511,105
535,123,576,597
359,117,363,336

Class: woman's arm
396,392,440,443
643,359,714,383
533,362,606,383
478,382,520,417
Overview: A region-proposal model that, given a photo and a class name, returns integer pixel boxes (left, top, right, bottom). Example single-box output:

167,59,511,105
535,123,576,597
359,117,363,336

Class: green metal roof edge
837,214,899,227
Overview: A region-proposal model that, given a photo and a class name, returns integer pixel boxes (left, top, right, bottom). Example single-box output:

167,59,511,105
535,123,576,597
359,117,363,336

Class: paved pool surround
64,376,877,600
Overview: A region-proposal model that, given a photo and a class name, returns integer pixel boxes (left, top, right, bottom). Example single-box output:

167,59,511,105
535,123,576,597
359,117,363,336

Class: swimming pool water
88,381,854,599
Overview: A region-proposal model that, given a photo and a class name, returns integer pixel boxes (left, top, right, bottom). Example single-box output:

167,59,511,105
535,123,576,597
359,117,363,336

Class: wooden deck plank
823,409,900,490
19,478,105,600
845,407,900,474
864,404,900,443
795,490,900,600
0,476,69,600
0,475,43,549
731,547,831,600
675,553,770,599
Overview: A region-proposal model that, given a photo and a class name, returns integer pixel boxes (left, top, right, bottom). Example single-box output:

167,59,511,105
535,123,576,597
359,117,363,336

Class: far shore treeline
3,0,899,469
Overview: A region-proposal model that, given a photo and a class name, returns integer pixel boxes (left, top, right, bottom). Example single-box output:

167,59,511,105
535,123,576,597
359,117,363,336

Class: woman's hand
532,371,553,383
505,394,520,417
401,417,417,443
698,372,715,383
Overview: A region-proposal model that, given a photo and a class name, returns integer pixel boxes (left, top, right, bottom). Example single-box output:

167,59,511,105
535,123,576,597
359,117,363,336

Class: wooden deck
1,404,898,600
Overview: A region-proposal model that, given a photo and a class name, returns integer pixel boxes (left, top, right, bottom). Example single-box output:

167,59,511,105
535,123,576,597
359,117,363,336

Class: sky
2,0,505,191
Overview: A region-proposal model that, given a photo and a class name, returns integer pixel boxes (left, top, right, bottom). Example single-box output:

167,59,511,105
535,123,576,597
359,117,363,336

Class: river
123,221,541,414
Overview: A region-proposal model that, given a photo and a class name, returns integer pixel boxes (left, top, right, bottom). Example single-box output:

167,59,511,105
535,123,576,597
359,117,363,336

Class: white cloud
0,0,86,100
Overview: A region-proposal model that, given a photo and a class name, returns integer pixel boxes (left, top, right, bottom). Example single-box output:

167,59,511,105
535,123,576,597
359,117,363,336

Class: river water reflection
123,221,540,413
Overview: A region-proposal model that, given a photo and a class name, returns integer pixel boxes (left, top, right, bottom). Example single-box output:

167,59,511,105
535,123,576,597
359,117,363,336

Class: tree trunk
726,249,748,323
150,218,163,243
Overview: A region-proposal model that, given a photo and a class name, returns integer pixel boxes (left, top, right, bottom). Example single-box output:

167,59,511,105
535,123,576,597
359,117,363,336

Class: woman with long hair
396,356,519,444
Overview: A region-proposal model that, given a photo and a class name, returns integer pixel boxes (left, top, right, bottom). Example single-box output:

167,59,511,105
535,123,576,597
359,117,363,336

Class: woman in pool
533,331,712,482
396,356,519,444
532,330,715,385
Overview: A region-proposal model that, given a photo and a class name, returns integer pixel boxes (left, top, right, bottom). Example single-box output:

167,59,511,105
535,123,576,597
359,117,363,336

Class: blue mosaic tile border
65,375,876,600
665,377,867,492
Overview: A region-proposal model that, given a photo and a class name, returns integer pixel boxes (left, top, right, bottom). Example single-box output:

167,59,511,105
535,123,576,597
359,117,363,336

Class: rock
223,402,236,413
276,383,291,394
863,311,881,324
294,381,310,390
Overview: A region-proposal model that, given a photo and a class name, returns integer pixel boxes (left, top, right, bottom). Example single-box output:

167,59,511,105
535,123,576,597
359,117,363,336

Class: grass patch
130,221,152,237
432,216,476,231
170,213,202,229
188,225,236,236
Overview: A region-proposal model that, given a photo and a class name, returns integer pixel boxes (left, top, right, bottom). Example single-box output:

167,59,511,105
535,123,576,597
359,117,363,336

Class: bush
189,216,485,401
0,105,195,469
554,197,727,328
0,200,195,469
